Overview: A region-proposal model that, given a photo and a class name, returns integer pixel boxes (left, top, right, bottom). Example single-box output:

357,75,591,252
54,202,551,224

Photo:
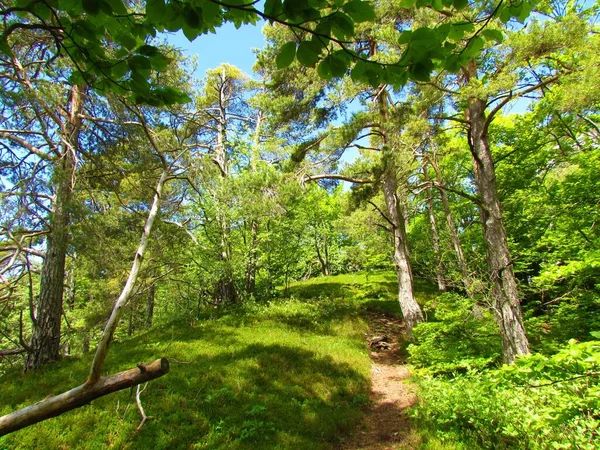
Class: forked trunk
465,90,530,364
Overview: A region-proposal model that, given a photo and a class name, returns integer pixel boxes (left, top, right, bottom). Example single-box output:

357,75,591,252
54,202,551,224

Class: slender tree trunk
464,65,530,363
422,165,446,292
146,284,155,328
212,73,237,304
382,168,424,334
314,230,330,276
244,220,259,295
88,168,168,383
429,157,472,294
26,86,82,370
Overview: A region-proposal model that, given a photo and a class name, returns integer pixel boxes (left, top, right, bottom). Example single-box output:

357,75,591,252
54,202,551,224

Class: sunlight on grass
1,271,420,449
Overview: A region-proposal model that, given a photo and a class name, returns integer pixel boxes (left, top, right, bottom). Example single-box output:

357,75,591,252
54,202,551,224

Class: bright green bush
411,337,600,449
407,293,502,374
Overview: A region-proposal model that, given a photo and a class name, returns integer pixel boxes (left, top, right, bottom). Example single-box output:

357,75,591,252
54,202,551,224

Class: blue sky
167,21,267,79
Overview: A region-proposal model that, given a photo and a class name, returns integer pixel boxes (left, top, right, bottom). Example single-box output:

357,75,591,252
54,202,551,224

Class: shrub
408,293,502,374
411,337,600,449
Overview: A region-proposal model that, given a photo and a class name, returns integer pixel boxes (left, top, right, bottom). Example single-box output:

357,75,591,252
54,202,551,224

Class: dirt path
340,312,419,450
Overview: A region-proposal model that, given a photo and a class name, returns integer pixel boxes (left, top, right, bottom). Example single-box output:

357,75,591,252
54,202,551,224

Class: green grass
1,271,424,450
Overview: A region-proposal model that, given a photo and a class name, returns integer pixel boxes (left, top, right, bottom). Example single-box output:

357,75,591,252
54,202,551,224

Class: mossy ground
0,271,431,450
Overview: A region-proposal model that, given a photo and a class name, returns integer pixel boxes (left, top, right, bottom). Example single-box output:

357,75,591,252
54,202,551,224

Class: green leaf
127,55,152,71
330,12,354,40
82,0,100,15
72,20,98,41
182,24,203,41
329,52,350,77
105,0,127,15
112,60,129,78
443,54,460,72
98,0,112,15
264,0,283,18
482,29,504,43
385,65,408,86
136,45,160,56
453,0,467,9
350,59,369,80
464,35,485,57
431,0,444,11
0,35,13,57
590,331,600,339
115,32,137,50
31,2,53,20
69,71,85,85
317,57,334,80
149,53,171,71
276,41,297,68
409,60,433,81
183,5,202,29
398,30,412,44
342,0,376,23
146,0,166,24
296,41,321,67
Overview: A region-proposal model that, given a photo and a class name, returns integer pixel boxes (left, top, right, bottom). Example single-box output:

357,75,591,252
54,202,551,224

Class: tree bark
422,165,446,292
0,358,169,436
382,167,424,334
374,77,424,334
26,85,83,370
464,63,530,363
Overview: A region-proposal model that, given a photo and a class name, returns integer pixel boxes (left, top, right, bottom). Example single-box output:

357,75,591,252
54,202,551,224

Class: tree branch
0,359,169,436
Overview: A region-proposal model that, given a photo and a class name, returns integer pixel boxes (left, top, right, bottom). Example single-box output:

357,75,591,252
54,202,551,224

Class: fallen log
0,358,169,436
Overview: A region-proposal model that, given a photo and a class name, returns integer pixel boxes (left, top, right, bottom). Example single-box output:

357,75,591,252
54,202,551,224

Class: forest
0,0,599,448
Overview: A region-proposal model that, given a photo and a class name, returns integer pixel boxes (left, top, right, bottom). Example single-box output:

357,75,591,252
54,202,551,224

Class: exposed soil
340,311,419,450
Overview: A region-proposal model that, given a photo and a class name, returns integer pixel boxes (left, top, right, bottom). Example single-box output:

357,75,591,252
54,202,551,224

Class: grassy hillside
0,271,421,450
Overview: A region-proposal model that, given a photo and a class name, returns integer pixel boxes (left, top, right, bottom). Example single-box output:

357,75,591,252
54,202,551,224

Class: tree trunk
146,284,155,328
429,157,472,295
374,77,424,334
314,230,330,276
244,220,259,295
382,168,424,334
465,72,530,363
422,165,446,292
26,86,83,370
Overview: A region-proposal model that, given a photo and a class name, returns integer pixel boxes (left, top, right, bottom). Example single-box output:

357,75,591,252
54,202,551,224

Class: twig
135,383,153,432
168,359,192,365
529,372,600,388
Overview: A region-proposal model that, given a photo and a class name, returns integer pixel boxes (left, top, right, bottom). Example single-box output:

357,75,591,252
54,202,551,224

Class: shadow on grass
1,323,370,450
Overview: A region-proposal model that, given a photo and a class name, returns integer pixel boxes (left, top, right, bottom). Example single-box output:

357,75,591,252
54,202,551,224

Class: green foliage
408,293,502,374
411,337,600,449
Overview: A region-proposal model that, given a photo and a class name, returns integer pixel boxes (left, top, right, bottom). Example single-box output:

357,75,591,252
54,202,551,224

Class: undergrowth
408,291,600,449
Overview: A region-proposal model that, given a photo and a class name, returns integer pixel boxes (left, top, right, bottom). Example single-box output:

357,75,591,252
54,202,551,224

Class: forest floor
341,310,419,450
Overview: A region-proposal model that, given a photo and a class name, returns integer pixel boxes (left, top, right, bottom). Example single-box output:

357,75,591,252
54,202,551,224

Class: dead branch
0,358,169,436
